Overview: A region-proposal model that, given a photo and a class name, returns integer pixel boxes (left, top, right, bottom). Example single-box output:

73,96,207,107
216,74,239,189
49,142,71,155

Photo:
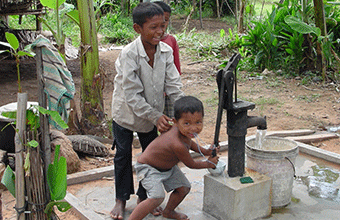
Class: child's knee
176,186,190,196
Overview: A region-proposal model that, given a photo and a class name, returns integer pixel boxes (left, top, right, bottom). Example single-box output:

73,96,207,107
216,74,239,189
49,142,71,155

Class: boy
154,1,181,74
154,0,181,118
129,96,219,220
110,2,185,219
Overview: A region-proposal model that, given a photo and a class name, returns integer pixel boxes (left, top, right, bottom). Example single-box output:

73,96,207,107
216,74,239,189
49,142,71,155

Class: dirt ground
0,18,339,167
1,18,340,219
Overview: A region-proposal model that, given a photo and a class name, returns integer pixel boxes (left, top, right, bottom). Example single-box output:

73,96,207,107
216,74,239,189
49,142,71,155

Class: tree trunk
183,0,196,30
216,0,220,19
313,0,327,80
77,0,104,135
199,0,203,29
238,0,245,33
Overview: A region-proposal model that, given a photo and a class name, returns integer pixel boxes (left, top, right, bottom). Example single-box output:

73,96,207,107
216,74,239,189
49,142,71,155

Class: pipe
247,116,267,130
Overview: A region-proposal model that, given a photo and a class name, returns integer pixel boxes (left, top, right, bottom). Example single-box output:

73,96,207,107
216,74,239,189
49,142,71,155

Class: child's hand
208,143,220,156
207,155,219,169
157,115,173,133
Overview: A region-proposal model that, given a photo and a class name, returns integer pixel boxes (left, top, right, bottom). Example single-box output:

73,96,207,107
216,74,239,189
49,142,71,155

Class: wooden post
15,92,27,220
36,48,51,204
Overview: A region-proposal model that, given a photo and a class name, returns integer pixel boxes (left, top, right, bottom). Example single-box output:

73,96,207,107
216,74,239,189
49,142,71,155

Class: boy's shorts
135,162,191,199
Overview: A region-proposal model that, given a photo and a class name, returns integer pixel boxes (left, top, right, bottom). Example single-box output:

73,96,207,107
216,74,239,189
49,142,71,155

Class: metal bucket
246,136,298,208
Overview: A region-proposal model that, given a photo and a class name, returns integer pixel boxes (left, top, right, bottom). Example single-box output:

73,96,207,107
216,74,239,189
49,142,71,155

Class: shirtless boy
128,96,219,220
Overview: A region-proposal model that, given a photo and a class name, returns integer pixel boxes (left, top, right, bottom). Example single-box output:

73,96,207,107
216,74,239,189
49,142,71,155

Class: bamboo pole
36,47,51,202
15,92,27,220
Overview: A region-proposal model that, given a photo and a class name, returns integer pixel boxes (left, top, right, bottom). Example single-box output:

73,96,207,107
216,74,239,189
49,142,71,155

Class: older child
154,0,181,118
110,2,185,219
129,96,219,220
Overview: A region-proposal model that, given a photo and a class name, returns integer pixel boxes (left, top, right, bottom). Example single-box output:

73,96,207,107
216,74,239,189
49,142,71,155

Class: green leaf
40,0,66,10
28,140,39,148
44,201,56,217
55,201,72,212
17,51,34,57
47,145,68,201
1,111,16,119
44,201,71,217
272,38,278,47
284,16,321,36
26,109,40,131
245,5,251,14
34,106,68,129
286,48,294,55
51,156,67,200
66,10,80,26
228,28,233,39
5,32,19,50
1,166,16,197
24,152,30,174
48,111,68,129
220,29,225,38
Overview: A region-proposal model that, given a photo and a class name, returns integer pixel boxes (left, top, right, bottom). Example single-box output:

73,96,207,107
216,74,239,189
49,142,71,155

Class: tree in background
75,0,104,135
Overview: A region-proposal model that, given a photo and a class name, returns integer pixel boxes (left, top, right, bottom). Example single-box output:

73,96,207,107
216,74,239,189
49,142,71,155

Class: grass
295,94,321,103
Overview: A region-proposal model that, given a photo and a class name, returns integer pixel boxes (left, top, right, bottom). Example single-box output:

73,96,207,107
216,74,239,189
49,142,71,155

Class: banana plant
38,0,76,60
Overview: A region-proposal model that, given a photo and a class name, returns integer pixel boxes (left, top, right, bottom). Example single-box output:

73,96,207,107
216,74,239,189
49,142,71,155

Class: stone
50,130,81,174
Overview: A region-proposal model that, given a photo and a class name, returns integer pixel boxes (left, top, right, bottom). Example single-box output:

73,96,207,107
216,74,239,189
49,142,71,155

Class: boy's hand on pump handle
208,144,220,168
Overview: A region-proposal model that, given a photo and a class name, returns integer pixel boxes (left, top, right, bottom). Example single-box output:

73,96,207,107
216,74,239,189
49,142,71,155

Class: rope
26,200,49,212
14,202,27,215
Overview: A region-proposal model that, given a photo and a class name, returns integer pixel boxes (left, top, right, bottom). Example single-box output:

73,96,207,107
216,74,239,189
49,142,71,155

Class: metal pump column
214,53,265,177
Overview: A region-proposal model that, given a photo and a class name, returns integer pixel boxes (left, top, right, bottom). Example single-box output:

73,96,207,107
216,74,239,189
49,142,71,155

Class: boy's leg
162,165,191,219
111,120,134,219
162,186,190,220
128,198,164,220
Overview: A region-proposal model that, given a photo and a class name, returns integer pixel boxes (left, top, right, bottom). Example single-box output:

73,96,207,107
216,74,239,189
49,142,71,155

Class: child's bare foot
137,197,163,216
151,206,163,216
162,210,189,220
110,199,126,219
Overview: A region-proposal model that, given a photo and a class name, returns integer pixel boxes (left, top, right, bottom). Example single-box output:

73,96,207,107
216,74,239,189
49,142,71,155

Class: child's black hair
153,1,171,14
132,2,164,27
174,96,204,120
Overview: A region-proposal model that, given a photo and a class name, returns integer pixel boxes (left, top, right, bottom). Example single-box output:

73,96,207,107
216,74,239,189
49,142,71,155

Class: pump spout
247,116,267,130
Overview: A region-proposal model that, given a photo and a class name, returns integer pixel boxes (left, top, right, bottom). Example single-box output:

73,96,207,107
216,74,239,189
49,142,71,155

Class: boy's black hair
174,96,204,120
132,2,164,27
153,1,171,14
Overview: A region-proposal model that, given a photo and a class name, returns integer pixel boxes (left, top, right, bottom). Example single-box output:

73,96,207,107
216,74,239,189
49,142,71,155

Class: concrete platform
65,149,340,220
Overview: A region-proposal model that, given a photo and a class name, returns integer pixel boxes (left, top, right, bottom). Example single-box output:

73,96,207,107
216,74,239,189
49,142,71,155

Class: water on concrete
64,150,340,220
